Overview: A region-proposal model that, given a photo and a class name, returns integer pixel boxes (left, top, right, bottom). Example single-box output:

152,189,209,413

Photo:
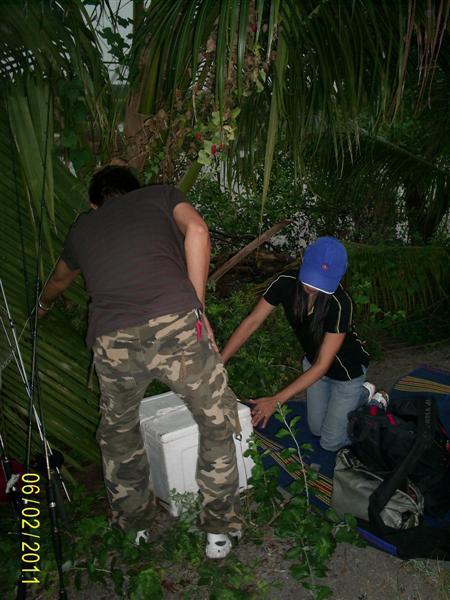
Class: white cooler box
139,391,254,516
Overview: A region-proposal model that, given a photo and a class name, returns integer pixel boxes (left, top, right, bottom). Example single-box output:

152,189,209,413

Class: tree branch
209,219,291,283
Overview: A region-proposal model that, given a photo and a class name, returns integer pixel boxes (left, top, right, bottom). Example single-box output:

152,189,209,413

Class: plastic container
139,391,254,516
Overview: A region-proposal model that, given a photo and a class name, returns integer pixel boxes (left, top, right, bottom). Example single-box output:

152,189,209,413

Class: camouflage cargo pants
93,309,243,535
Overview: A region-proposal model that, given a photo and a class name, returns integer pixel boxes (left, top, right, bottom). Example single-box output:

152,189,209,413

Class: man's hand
38,260,80,316
37,303,51,318
249,396,280,428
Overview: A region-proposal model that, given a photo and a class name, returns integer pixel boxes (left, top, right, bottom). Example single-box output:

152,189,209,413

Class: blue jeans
303,358,368,452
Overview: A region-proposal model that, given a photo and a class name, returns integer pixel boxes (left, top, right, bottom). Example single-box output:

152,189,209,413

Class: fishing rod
0,280,70,503
0,279,69,600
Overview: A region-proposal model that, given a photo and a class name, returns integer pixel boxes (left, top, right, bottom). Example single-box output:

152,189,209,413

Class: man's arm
38,259,81,316
173,202,210,308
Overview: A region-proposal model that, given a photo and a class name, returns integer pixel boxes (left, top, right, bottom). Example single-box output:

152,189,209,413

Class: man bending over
39,165,242,558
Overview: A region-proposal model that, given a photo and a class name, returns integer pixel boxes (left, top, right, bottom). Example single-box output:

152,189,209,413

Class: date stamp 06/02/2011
19,473,42,585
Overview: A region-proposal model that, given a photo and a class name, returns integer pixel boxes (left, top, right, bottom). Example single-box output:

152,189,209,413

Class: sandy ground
366,342,450,393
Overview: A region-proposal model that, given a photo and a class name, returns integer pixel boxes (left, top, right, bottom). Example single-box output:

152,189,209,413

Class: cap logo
321,263,329,271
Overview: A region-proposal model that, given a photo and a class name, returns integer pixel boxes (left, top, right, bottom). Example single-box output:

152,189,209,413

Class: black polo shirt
263,270,369,381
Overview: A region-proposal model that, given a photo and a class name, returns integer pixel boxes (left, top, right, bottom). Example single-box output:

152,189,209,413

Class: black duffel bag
343,395,450,560
348,395,450,518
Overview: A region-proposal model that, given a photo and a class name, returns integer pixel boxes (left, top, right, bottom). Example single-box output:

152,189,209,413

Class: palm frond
128,0,449,191
7,78,55,265
346,243,450,316
0,113,99,472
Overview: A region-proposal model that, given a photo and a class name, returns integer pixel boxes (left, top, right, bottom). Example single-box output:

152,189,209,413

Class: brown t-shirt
61,185,202,347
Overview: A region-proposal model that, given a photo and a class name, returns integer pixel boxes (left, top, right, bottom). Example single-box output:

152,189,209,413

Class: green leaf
315,585,334,600
61,130,79,149
203,140,213,154
300,443,313,452
275,429,291,439
285,545,303,560
286,462,300,474
280,447,297,459
197,150,212,166
325,509,341,524
289,416,301,428
344,514,358,528
290,563,310,581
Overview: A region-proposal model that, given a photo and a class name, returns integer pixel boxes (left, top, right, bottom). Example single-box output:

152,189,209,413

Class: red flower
251,22,257,33
195,132,202,141
211,144,217,155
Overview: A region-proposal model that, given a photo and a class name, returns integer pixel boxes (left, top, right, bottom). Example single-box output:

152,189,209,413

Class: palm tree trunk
123,0,149,170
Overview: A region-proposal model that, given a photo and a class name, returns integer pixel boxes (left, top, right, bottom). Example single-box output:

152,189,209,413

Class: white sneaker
372,391,389,410
134,529,150,545
205,533,232,559
362,382,376,402
205,530,242,559
229,530,242,542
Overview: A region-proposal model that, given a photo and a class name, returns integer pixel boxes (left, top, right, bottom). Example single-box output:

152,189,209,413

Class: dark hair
89,165,141,207
293,282,331,351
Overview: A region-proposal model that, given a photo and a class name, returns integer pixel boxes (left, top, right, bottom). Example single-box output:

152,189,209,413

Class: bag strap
368,396,435,532
348,409,390,469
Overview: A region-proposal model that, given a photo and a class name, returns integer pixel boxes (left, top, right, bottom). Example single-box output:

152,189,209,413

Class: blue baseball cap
299,237,348,294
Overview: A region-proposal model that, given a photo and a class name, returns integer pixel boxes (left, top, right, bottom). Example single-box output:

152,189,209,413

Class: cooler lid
139,391,252,442
140,392,196,441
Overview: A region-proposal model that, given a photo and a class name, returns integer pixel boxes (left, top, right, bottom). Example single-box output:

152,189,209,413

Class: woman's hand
249,396,280,428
